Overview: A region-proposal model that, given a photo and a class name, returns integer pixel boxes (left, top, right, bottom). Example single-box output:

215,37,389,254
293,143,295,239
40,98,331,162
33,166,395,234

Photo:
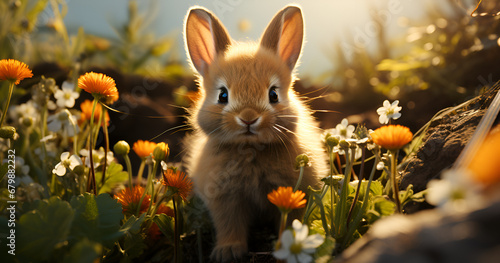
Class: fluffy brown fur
183,5,327,262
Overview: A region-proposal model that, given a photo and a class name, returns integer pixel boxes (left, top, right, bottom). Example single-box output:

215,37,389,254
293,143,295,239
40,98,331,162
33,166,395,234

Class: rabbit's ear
260,5,304,70
184,7,231,76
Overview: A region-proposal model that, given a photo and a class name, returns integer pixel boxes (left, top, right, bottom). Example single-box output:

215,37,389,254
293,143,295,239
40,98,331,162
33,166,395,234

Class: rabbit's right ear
184,7,231,76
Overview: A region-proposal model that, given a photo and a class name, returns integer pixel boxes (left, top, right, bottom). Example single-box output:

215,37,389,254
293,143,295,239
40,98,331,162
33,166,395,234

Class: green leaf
153,213,174,238
373,197,396,217
69,193,124,247
17,196,75,262
123,230,147,259
117,213,147,259
309,220,326,236
314,236,335,262
63,239,102,263
95,162,129,194
120,213,146,235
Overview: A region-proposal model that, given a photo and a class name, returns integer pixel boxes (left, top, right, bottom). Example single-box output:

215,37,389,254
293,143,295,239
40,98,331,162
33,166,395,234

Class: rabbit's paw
210,242,247,262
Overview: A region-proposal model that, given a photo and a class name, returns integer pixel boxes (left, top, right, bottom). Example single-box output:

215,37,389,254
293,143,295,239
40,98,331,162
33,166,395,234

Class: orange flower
78,72,119,104
468,130,500,186
162,169,193,201
114,186,151,217
133,140,157,159
0,59,33,85
371,125,413,151
79,99,110,126
267,186,306,212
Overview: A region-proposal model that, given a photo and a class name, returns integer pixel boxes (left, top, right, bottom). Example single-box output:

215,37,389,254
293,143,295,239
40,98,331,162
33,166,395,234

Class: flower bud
153,142,169,162
339,140,350,150
295,153,310,169
113,140,130,156
325,135,339,149
21,116,34,127
0,126,16,139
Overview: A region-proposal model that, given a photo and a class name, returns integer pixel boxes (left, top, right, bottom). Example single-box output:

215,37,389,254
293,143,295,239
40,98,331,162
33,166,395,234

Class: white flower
332,118,355,140
376,161,385,170
426,168,484,212
9,100,38,124
377,100,402,124
54,81,79,108
79,147,114,168
273,220,324,263
53,152,83,176
47,109,79,137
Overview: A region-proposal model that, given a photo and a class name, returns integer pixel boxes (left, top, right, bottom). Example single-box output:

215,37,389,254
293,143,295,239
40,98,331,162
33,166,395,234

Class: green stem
0,82,14,127
329,149,335,237
136,160,146,186
342,152,380,248
173,196,180,263
390,150,402,213
335,148,355,239
39,101,49,198
68,112,78,154
101,105,109,186
293,166,305,192
87,99,98,194
124,155,133,190
276,211,289,250
346,145,366,227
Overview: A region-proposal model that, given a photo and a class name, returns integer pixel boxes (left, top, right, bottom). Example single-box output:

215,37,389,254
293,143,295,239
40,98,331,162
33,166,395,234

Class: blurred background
1,0,500,163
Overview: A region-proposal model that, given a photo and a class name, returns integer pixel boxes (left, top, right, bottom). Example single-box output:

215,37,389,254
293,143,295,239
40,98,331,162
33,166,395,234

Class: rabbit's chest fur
188,134,310,203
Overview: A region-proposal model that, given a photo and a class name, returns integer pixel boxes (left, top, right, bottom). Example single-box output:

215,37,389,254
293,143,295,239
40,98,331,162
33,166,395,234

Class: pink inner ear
186,11,216,74
278,11,303,69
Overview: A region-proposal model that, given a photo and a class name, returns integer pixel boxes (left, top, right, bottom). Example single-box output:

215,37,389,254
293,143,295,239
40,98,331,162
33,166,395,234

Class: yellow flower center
290,243,302,254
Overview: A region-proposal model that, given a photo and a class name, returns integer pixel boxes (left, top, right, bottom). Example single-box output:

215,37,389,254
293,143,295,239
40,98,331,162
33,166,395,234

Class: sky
62,0,472,82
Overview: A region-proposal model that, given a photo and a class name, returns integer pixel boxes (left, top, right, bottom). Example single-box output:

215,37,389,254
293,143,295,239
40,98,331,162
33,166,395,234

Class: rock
336,200,500,263
400,84,500,213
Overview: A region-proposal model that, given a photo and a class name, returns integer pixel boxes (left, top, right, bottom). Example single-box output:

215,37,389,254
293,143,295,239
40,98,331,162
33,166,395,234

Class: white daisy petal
280,230,294,248
295,225,309,242
302,234,324,249
60,152,70,161
68,155,83,169
53,163,66,176
297,253,313,263
288,255,298,263
273,248,290,259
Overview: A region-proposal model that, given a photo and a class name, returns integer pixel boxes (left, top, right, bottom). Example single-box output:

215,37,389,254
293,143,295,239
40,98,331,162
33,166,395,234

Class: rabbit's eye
218,87,228,104
269,86,279,103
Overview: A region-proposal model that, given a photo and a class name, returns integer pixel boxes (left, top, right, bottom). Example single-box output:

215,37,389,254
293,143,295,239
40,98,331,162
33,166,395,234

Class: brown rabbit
183,5,327,262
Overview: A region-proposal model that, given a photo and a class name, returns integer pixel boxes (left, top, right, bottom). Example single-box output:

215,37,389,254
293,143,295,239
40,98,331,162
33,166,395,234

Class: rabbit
183,4,328,262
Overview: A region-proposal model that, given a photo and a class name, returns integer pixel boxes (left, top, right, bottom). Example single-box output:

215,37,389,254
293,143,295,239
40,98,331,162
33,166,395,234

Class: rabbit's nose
239,118,258,126
238,108,260,126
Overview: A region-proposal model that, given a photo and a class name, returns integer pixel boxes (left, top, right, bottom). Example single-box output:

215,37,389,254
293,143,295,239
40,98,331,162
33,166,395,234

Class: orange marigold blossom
468,130,500,186
133,140,157,159
114,186,150,216
267,186,306,212
78,72,119,104
0,59,33,85
79,99,110,126
370,125,413,151
162,169,193,201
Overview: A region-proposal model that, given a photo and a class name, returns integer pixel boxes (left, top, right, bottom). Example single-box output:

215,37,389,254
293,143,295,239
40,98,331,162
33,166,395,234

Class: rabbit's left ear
184,7,231,76
260,5,304,70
